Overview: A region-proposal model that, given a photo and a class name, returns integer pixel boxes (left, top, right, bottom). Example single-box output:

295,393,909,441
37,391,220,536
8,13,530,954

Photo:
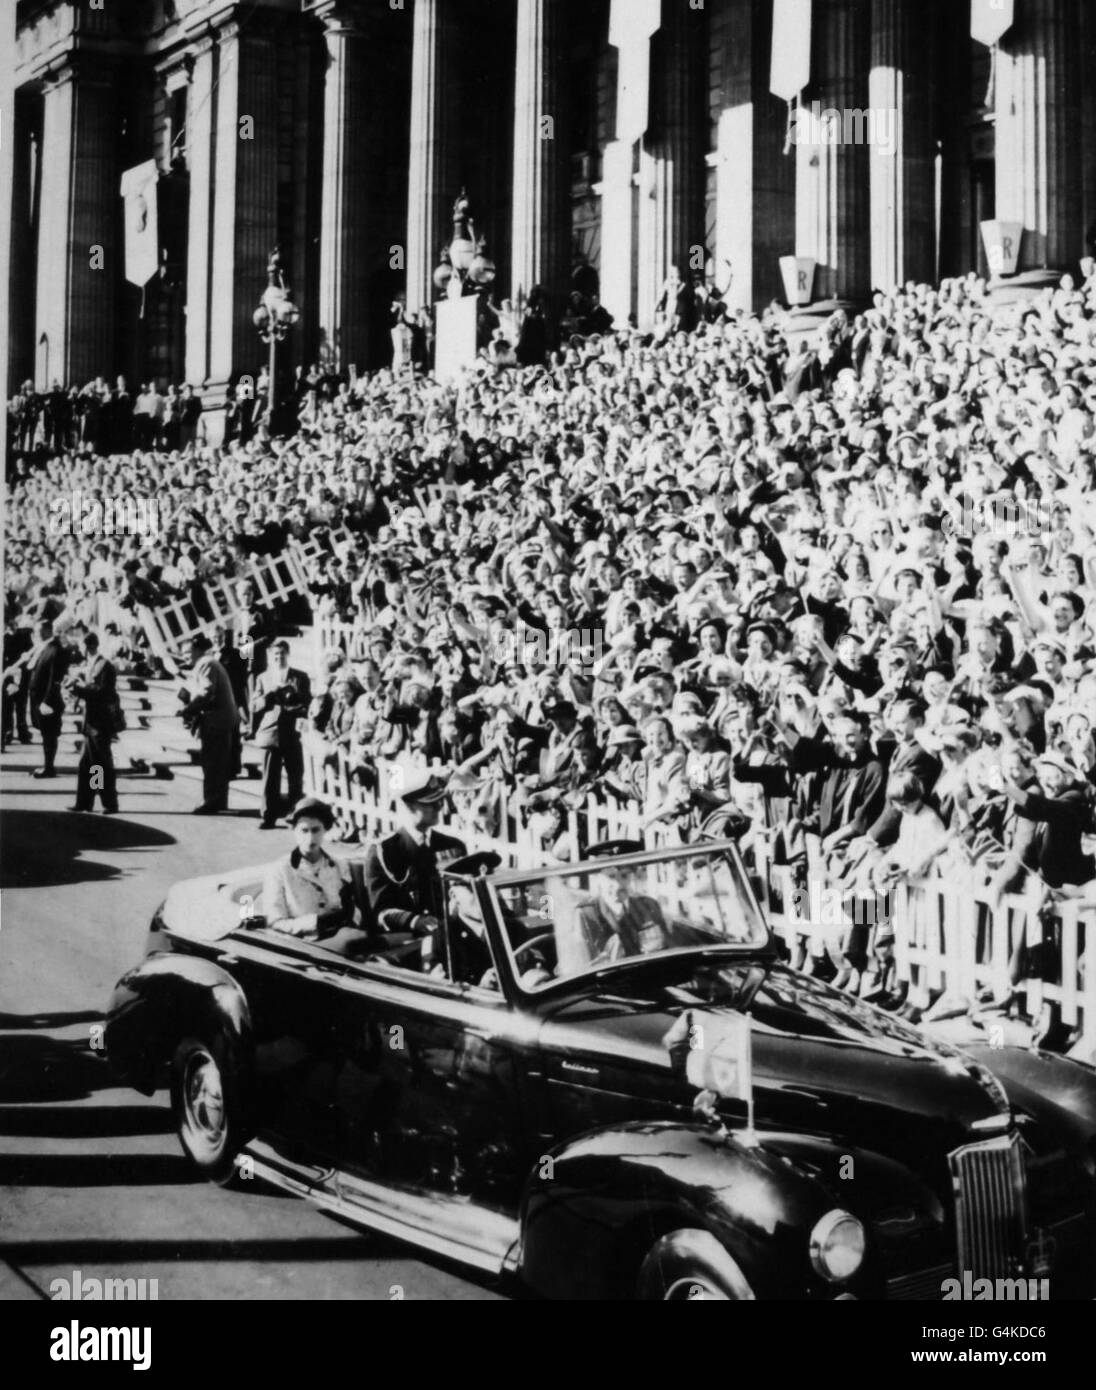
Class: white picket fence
313,616,372,667
753,834,1093,1060
300,737,648,869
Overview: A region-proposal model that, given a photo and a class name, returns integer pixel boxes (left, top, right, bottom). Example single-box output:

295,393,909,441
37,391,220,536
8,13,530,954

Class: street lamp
433,190,496,299
252,247,300,423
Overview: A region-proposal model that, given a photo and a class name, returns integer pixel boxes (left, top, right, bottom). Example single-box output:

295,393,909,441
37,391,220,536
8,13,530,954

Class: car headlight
809,1209,865,1283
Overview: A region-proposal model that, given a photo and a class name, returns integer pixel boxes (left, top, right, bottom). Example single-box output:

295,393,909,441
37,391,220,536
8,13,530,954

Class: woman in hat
263,796,366,957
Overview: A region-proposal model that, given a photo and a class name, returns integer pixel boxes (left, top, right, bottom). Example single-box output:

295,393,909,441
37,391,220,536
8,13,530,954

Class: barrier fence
300,738,1094,1060
137,546,312,671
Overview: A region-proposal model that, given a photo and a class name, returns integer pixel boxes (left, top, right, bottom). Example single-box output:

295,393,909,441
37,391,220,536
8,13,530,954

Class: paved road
0,741,502,1302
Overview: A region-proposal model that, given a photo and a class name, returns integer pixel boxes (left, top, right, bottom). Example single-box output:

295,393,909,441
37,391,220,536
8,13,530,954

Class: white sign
780,254,816,306
434,294,478,383
119,160,159,288
980,219,1023,277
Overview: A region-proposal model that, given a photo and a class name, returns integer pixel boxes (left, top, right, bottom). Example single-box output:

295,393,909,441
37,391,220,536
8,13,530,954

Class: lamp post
433,190,497,300
252,247,301,426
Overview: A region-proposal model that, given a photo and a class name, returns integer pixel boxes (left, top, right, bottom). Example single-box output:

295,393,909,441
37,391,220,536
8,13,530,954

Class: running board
243,1139,520,1277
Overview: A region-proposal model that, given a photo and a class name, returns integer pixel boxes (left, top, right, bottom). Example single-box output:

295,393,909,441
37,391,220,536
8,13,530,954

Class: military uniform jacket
363,826,467,933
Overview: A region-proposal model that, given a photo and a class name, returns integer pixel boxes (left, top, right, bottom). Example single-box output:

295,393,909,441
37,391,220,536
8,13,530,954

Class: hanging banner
610,0,661,145
971,0,1014,48
770,0,812,101
119,159,160,288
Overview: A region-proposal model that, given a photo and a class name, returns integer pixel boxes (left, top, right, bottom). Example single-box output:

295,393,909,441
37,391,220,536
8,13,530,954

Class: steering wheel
513,931,556,968
478,930,557,990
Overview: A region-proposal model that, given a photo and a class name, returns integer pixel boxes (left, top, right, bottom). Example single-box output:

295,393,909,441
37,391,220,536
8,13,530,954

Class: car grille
949,1133,1028,1279
886,1263,953,1300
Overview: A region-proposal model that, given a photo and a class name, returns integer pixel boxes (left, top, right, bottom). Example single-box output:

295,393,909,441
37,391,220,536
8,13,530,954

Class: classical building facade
7,0,1096,400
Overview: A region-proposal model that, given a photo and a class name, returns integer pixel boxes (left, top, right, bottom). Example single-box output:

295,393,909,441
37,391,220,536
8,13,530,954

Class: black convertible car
105,840,1096,1300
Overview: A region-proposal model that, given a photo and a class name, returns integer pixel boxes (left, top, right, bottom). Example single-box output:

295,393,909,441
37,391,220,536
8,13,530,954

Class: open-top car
105,839,1096,1300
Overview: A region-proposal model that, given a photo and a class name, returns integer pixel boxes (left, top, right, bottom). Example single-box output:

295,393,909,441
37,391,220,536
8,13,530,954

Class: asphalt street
0,739,503,1302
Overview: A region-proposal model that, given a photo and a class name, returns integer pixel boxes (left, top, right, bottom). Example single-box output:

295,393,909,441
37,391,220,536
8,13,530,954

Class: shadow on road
0,1034,114,1103
0,1234,387,1265
0,810,175,888
0,1152,196,1187
0,1105,173,1139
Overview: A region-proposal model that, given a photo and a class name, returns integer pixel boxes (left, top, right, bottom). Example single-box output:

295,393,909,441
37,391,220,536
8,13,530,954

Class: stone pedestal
34,62,117,388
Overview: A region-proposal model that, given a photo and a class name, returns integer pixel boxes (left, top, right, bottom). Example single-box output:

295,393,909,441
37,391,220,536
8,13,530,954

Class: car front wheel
637,1229,756,1301
170,1035,245,1186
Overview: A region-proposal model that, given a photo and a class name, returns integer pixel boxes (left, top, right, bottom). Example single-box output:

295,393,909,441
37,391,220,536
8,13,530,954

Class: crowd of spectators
5,267,1096,1026
8,376,207,457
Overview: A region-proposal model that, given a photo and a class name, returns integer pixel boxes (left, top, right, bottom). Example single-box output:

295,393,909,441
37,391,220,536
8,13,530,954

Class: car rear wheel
637,1229,756,1301
170,1035,245,1186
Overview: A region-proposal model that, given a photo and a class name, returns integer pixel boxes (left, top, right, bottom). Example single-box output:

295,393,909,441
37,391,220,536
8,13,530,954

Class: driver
435,854,551,988
576,867,668,964
442,878,498,985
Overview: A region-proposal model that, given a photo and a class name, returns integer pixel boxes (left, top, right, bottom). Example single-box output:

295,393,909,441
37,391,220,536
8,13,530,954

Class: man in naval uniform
363,768,466,938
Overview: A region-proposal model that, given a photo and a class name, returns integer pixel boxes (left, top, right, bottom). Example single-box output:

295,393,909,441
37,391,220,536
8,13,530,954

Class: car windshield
488,847,769,991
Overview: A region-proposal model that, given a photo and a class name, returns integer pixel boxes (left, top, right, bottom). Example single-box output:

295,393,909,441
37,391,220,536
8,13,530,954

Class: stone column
184,35,215,386
0,0,16,396
795,0,870,302
7,92,39,392
208,18,279,391
315,2,372,372
510,0,569,304
34,61,117,388
868,0,936,291
406,0,456,314
637,0,705,326
995,0,1082,275
712,0,796,315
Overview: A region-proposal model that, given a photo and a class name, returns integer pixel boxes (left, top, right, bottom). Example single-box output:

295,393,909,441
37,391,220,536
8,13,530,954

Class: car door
209,928,358,1157
329,936,541,1215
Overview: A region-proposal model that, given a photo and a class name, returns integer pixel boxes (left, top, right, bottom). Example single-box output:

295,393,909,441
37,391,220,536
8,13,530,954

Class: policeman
363,768,466,936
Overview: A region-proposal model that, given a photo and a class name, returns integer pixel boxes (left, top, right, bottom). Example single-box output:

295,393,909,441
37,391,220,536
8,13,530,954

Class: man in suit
251,638,311,829
2,613,34,748
363,769,466,939
68,631,119,813
862,697,942,848
180,632,238,814
27,620,71,778
233,581,273,681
